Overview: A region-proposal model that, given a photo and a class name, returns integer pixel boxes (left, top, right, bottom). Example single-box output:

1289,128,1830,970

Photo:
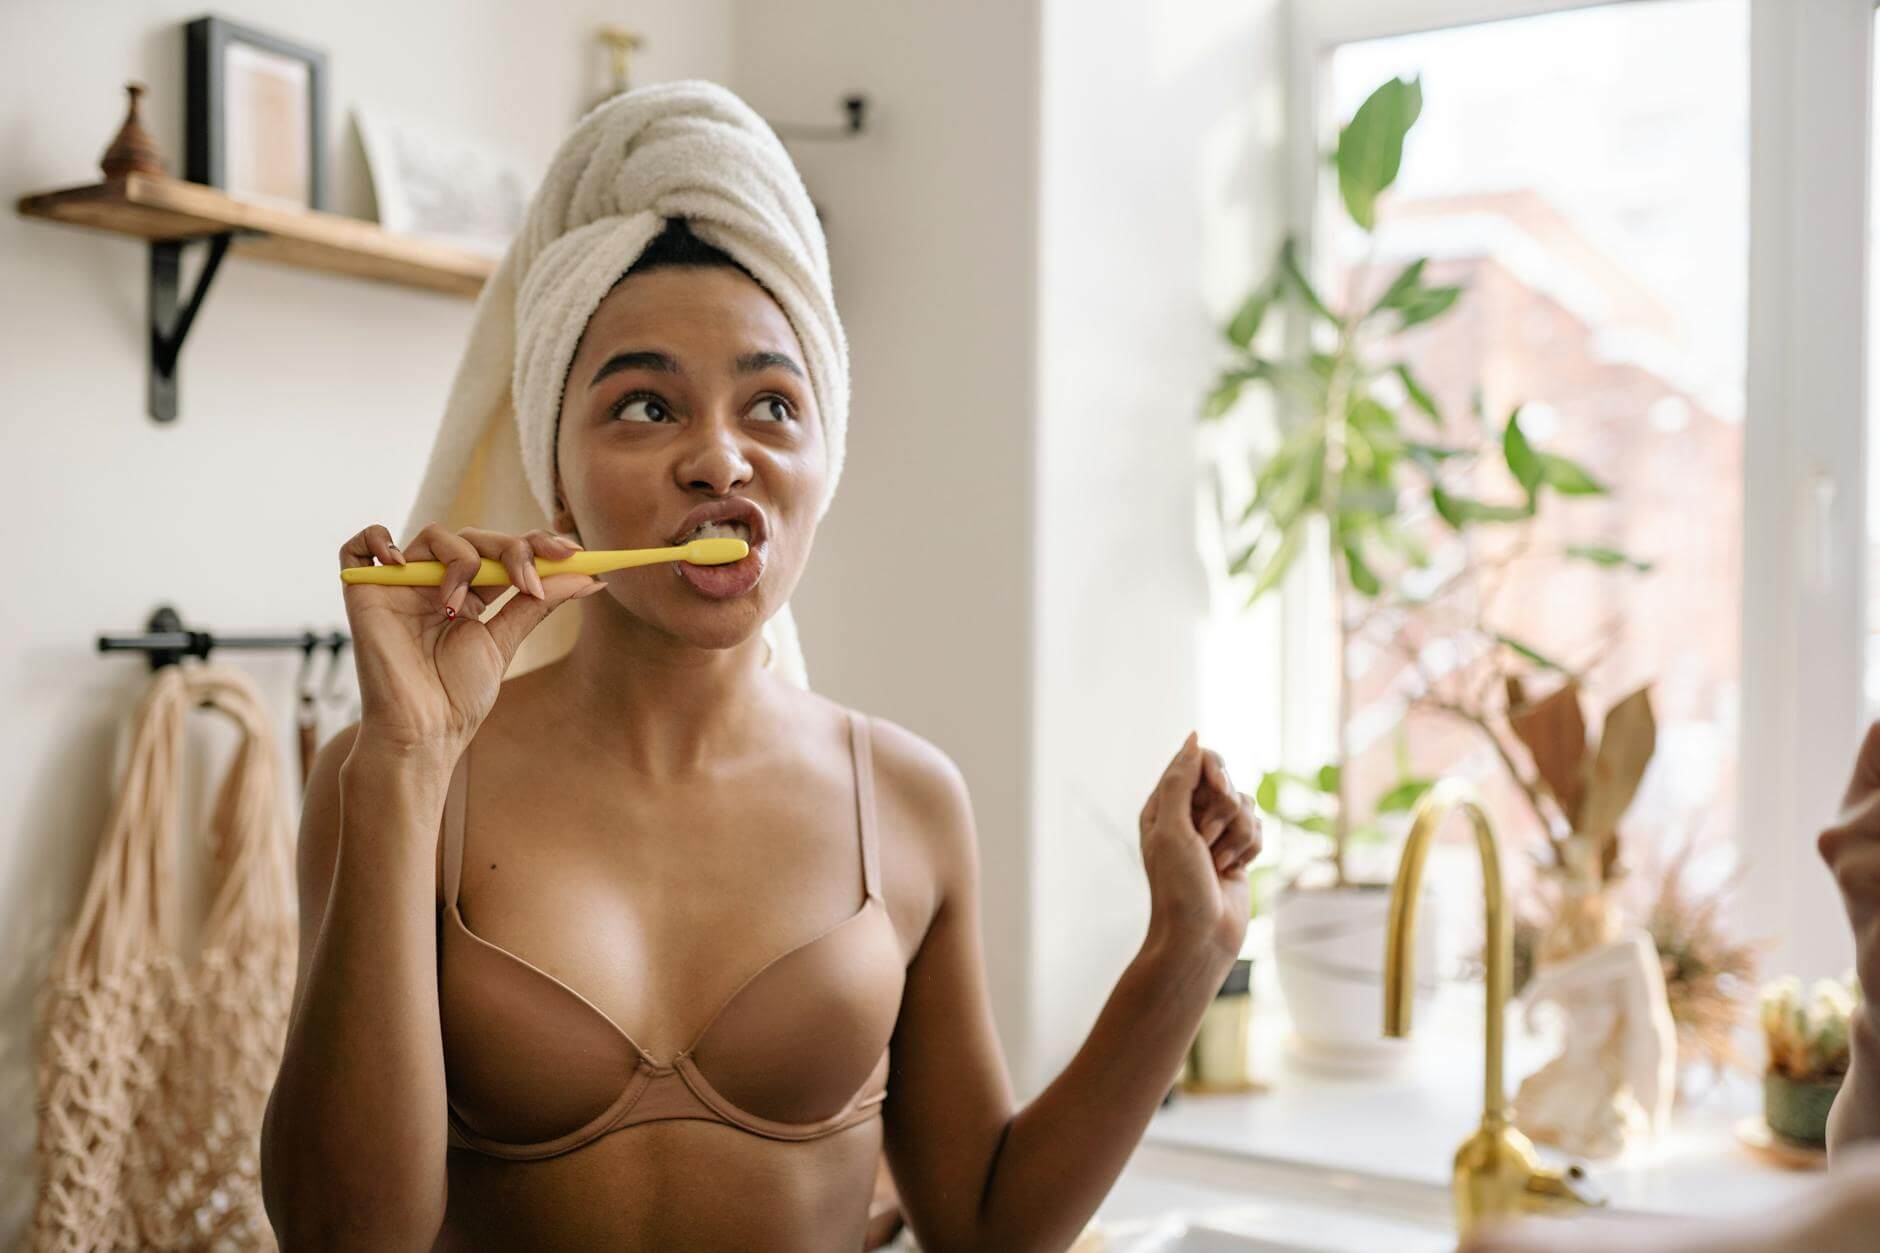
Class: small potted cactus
1759,973,1861,1146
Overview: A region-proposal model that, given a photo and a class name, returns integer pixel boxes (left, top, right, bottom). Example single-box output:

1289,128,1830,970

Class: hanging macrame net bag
34,662,297,1251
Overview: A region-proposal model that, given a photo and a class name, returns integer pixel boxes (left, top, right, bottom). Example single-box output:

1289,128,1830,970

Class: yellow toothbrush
340,537,750,586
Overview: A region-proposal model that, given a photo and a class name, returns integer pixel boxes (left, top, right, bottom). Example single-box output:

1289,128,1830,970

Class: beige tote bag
35,662,297,1251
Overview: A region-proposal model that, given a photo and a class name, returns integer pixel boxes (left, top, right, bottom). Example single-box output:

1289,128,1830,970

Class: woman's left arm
881,729,1259,1253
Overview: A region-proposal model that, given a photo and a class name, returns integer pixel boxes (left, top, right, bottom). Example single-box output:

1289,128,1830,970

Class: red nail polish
444,606,457,620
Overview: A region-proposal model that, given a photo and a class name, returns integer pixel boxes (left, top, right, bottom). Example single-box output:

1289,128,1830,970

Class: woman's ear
551,476,580,539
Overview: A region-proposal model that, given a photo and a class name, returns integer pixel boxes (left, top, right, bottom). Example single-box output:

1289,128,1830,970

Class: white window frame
1283,0,1873,978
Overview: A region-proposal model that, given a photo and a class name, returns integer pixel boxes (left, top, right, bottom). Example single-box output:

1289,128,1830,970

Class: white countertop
1136,984,1821,1222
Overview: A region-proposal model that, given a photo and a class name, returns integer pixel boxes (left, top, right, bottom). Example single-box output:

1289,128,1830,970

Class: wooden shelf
17,173,495,296
18,172,499,420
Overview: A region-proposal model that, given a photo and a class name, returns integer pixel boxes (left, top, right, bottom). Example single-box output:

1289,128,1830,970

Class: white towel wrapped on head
403,79,849,686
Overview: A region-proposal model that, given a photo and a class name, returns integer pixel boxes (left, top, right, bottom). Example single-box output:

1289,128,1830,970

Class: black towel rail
98,604,349,673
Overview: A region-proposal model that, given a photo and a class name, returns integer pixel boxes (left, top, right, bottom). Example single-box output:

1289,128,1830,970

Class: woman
260,81,1260,1252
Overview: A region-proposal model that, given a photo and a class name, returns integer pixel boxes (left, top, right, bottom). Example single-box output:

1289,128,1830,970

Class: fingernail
530,568,547,599
387,545,405,564
574,581,606,599
448,584,466,614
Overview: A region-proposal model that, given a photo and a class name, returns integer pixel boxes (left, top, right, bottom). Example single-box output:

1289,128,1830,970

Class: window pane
1321,1,1747,876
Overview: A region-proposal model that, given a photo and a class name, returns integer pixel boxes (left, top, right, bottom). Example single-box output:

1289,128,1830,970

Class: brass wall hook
594,24,644,106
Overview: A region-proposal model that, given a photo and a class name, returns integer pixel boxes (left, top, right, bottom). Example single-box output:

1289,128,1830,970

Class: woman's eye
751,395,794,422
611,395,671,423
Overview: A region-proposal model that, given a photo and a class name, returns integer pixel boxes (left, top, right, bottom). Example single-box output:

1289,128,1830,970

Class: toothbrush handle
340,559,504,587
545,549,685,576
339,548,688,586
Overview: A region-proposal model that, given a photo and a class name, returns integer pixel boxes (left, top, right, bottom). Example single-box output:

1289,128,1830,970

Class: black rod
770,94,868,141
97,604,349,671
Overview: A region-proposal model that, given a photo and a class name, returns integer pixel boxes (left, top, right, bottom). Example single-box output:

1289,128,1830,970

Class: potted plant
1501,678,1655,956
1514,837,1765,1099
1760,973,1860,1147
1250,759,1442,1069
1643,840,1764,1091
1495,683,1680,1157
1200,75,1630,1067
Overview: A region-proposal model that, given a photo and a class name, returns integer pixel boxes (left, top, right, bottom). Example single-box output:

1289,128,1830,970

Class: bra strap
849,711,882,901
439,744,469,911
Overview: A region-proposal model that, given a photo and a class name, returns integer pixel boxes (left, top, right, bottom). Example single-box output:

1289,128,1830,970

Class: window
1320,1,1747,881
1224,0,1876,978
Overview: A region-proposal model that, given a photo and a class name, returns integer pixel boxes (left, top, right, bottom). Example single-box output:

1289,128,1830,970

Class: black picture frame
185,15,328,211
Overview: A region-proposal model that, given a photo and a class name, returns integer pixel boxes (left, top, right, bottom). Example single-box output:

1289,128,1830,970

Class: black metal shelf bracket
148,229,259,423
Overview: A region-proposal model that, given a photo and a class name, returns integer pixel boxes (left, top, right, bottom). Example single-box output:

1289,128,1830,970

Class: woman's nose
675,415,754,493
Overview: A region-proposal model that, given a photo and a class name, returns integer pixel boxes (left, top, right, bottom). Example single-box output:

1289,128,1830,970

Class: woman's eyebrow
735,351,805,379
588,349,803,389
589,350,679,390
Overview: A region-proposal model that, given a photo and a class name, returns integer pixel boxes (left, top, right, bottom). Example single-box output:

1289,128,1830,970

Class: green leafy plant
1201,75,1644,887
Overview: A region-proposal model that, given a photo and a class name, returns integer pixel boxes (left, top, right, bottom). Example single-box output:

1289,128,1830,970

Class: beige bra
435,709,904,1160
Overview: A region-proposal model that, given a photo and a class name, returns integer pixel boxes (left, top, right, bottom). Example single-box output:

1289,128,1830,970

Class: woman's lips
674,538,765,599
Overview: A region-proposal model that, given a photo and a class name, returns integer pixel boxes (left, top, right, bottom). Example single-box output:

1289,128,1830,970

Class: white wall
1031,0,1288,1085
0,1,733,1238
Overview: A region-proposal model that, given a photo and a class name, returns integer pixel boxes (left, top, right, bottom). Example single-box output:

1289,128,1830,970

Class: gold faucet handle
1523,1159,1605,1214
1455,1123,1604,1237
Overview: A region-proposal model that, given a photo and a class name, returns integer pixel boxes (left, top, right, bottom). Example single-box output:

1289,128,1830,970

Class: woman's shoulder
821,699,976,867
799,692,962,796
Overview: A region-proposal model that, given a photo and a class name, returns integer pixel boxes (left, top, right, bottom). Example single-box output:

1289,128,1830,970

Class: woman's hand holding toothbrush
337,521,605,761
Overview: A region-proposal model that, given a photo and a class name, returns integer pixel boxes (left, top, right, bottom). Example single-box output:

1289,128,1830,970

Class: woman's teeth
687,520,751,541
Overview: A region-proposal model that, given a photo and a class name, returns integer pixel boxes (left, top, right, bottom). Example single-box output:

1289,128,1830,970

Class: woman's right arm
260,521,604,1249
259,725,456,1248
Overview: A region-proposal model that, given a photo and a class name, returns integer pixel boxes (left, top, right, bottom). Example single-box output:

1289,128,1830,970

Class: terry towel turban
402,79,850,688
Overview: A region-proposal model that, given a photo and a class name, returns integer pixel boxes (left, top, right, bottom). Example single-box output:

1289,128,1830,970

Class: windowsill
1142,984,1822,1221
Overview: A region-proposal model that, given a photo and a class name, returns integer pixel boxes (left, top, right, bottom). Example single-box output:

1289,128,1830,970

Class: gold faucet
1383,779,1604,1240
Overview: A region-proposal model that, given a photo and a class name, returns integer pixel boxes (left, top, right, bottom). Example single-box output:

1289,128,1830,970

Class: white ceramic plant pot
1273,881,1442,1075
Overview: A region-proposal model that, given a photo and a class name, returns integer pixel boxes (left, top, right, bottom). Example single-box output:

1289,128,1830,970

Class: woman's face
552,263,826,654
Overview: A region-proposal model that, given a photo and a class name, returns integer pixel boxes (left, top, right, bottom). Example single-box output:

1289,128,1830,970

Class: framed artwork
354,106,532,258
185,16,328,211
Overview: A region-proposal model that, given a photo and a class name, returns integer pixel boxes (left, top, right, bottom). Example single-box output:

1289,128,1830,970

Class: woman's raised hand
1821,723,1880,1031
1138,732,1262,965
337,522,605,758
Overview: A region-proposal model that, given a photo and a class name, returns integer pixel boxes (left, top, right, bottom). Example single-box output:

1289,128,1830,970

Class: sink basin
1082,1142,1456,1253
1083,1207,1453,1253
